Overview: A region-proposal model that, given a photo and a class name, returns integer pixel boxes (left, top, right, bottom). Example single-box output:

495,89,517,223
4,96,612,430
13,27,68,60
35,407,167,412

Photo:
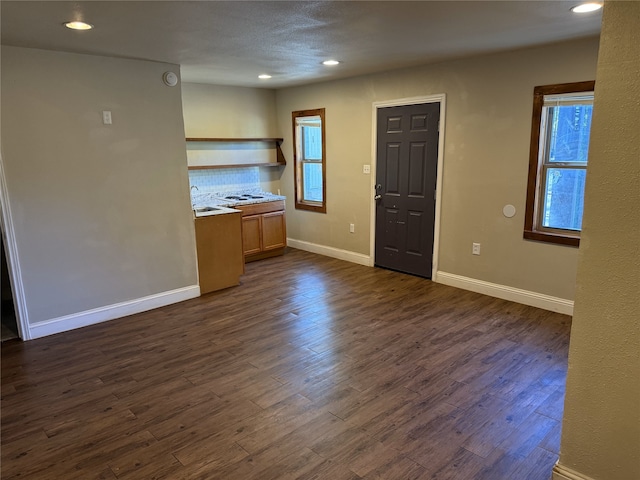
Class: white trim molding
0,153,31,340
370,94,446,279
285,241,574,315
552,463,597,480
287,238,371,267
436,271,574,315
28,285,200,339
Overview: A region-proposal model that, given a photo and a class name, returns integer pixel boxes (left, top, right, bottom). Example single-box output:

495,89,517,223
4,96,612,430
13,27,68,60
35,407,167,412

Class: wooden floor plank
1,248,571,479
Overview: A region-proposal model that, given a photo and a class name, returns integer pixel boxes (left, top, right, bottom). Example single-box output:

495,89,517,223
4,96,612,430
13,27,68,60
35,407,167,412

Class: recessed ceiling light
258,74,272,79
64,21,94,30
570,3,602,13
322,60,340,66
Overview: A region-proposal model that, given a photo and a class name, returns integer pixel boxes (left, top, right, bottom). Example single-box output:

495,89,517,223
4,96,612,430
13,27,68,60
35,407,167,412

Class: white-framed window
301,124,323,202
524,81,595,247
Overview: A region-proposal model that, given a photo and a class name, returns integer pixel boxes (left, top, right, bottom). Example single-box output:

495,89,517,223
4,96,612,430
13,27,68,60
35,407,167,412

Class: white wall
1,47,198,337
275,37,600,303
554,2,640,479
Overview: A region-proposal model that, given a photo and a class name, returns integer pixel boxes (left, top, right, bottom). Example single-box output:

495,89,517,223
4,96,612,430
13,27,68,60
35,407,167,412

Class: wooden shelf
186,137,286,169
186,137,283,143
188,162,285,170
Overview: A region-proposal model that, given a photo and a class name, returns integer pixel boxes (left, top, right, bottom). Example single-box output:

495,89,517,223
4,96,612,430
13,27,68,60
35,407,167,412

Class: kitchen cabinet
262,211,286,250
241,215,262,255
186,138,286,170
194,211,244,294
236,200,286,262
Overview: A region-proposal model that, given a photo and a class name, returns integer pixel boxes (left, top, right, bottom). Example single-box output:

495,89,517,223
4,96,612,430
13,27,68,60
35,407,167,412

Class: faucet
190,185,199,209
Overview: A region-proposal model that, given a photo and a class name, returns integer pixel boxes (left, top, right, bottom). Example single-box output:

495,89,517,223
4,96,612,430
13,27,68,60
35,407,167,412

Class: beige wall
182,83,277,138
276,37,600,300
556,2,640,479
1,46,197,325
181,83,282,192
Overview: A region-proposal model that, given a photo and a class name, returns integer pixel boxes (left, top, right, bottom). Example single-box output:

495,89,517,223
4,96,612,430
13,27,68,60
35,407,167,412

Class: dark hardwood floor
1,248,571,479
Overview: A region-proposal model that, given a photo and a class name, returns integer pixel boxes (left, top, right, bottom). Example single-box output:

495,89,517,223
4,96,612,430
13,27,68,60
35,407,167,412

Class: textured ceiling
1,1,603,88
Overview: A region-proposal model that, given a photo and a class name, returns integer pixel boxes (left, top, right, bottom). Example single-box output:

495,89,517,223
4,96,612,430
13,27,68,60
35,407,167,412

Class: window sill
524,230,580,247
295,201,326,213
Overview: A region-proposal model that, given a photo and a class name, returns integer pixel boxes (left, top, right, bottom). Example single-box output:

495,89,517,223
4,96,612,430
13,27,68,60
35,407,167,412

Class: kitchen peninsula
193,206,244,294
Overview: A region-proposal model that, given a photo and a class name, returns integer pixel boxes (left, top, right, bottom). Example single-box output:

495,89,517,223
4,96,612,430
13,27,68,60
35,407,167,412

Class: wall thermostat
163,71,178,87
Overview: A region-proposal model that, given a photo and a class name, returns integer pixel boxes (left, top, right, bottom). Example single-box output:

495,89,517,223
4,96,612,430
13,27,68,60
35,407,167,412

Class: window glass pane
541,168,587,231
302,126,322,160
303,162,323,202
548,104,593,163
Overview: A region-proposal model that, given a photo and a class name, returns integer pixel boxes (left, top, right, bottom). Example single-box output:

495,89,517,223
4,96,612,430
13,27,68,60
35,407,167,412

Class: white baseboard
284,240,572,315
28,285,201,339
287,238,372,267
552,462,596,480
435,271,574,315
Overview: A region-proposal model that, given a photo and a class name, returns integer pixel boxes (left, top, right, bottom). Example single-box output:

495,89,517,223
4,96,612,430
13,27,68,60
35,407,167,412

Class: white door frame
370,94,446,280
0,153,30,340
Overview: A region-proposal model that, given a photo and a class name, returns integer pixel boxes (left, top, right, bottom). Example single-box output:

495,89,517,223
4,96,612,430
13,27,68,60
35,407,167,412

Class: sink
194,205,242,217
194,206,221,213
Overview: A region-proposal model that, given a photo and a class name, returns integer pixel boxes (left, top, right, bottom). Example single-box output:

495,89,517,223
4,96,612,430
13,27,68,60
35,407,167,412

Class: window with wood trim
293,108,326,213
524,81,595,247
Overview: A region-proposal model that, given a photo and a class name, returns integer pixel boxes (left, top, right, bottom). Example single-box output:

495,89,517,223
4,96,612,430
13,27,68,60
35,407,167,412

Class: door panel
408,142,427,196
385,143,401,194
406,211,424,255
375,102,440,278
411,113,429,131
382,208,401,253
386,116,403,133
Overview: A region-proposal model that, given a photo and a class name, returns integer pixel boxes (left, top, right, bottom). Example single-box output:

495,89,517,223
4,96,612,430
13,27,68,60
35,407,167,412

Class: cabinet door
262,211,286,251
242,215,262,255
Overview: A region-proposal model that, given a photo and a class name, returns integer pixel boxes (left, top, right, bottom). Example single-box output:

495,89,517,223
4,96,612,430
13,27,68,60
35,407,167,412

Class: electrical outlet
472,243,481,255
102,110,112,125
349,223,355,233
362,164,371,174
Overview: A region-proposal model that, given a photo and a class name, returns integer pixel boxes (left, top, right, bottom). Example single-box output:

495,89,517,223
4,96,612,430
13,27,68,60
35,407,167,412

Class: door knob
374,194,382,200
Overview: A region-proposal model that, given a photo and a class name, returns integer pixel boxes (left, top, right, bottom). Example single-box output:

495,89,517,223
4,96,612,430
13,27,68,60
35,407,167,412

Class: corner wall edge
552,462,597,480
286,239,372,266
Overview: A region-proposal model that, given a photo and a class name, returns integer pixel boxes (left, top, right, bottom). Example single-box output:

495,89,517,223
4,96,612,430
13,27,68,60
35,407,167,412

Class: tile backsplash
188,167,261,194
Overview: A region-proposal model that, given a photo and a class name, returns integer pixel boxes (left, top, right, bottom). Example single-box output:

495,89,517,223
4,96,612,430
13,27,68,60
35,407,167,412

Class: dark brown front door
375,102,440,278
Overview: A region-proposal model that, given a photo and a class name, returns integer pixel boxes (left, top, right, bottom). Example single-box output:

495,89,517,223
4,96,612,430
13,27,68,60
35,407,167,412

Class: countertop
192,190,286,217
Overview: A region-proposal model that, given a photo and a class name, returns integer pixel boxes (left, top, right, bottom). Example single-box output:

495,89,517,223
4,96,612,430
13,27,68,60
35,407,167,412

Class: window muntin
524,81,595,246
293,109,326,213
